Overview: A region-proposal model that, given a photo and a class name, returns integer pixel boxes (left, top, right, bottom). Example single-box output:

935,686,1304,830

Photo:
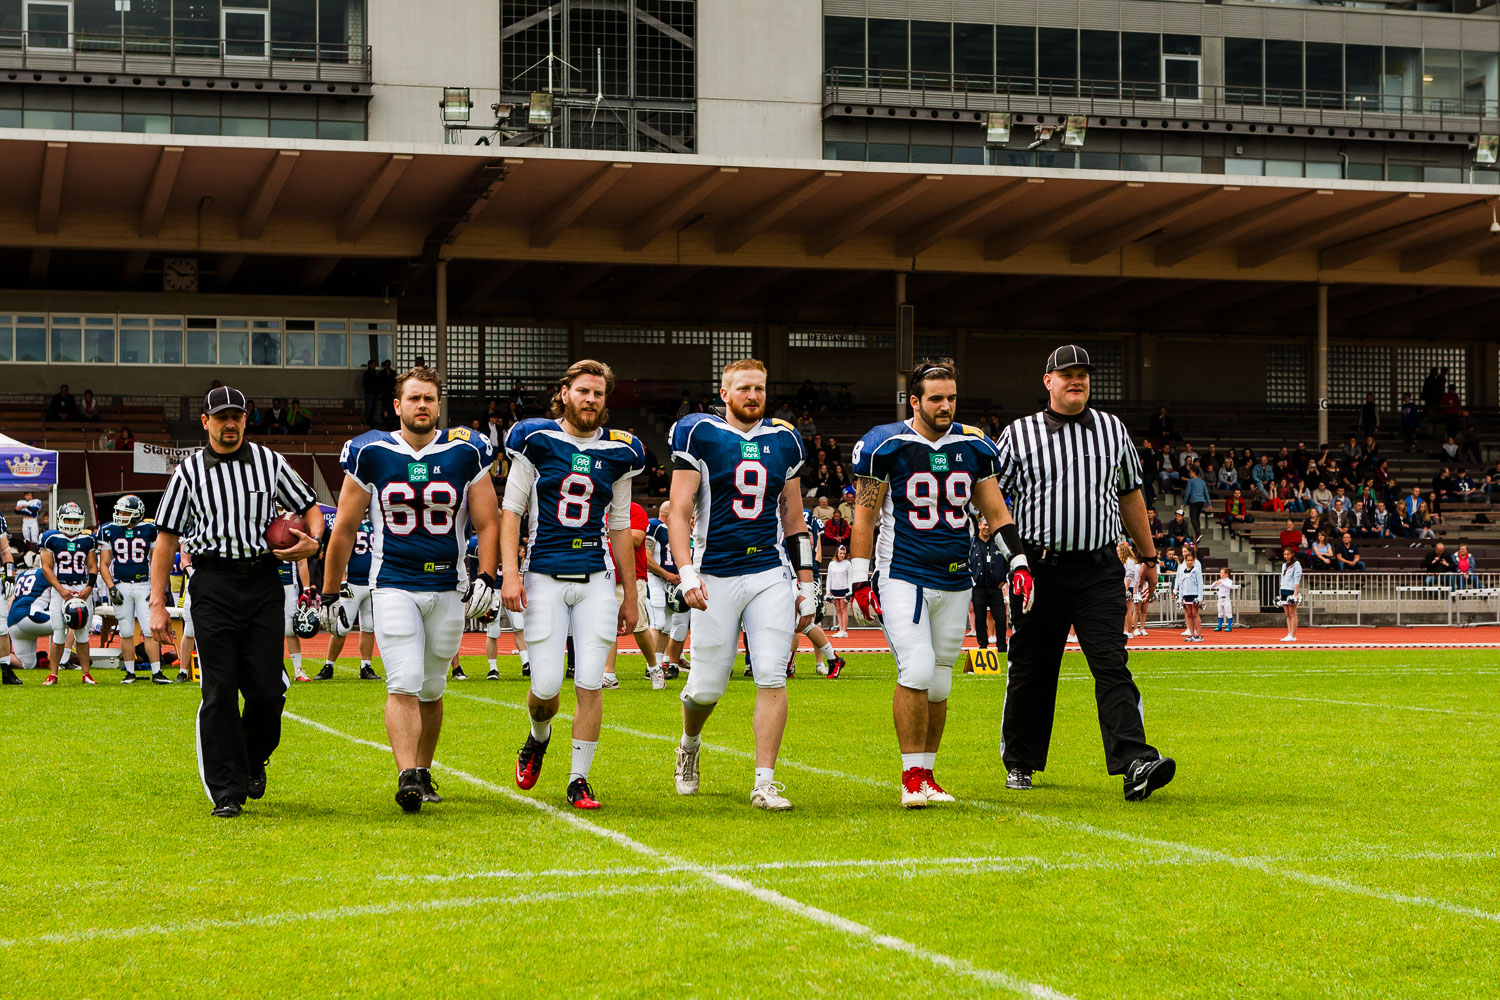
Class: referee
994,346,1176,802
149,386,323,818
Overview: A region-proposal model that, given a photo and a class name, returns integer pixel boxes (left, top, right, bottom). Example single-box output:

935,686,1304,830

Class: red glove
297,589,322,611
851,581,882,625
1008,565,1035,615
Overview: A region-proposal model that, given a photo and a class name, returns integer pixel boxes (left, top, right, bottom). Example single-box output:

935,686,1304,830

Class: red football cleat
42,674,58,687
81,673,97,686
567,776,602,809
826,655,845,679
516,733,548,790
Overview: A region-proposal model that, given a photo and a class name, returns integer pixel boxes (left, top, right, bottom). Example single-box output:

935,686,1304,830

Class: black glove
108,585,124,606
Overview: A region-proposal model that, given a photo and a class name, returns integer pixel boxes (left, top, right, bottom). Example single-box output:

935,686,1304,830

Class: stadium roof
2,129,1498,334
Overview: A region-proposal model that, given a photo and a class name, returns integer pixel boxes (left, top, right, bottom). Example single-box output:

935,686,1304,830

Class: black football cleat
451,665,468,681
396,768,424,813
150,672,172,685
314,664,334,681
210,802,242,818
358,665,380,680
1006,768,1033,791
521,662,531,677
418,768,442,803
567,776,602,810
663,662,680,680
516,734,549,790
120,672,137,685
248,763,267,800
1124,756,1176,802
486,668,499,681
176,669,189,682
826,655,845,679
743,664,753,677
2,665,22,685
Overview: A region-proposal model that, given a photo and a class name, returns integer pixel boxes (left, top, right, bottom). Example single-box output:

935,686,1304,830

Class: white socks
360,659,371,671
530,717,552,742
680,732,701,751
149,661,161,676
754,766,775,787
900,752,923,771
570,739,597,782
519,650,529,667
816,642,835,661
487,658,497,673
291,652,302,673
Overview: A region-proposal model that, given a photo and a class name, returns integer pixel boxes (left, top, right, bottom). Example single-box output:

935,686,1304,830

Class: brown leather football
266,511,309,551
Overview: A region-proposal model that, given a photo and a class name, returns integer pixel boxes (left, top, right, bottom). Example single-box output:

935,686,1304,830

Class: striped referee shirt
995,407,1144,552
154,441,317,557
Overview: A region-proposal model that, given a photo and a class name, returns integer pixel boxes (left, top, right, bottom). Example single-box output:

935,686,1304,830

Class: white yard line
1163,686,1489,716
443,691,1500,927
286,711,1077,1000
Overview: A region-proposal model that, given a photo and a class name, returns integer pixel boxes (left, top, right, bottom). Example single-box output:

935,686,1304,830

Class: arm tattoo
855,477,882,510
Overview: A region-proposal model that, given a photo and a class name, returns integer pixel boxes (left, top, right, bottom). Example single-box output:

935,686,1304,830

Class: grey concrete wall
366,0,501,144
697,0,823,158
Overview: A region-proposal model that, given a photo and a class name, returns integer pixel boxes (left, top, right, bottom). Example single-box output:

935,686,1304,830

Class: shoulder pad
958,423,986,437
608,429,634,444
447,426,472,443
771,418,796,431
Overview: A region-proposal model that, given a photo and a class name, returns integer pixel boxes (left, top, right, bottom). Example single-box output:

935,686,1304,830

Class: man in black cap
992,345,1176,801
149,386,323,817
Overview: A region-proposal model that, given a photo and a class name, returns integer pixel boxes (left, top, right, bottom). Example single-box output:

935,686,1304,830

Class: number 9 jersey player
849,358,1034,809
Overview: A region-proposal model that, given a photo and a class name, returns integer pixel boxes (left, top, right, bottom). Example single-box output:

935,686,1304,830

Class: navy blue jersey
852,420,998,592
645,517,676,574
802,508,822,551
98,522,158,584
347,518,374,586
279,560,295,586
0,514,7,536
40,529,97,587
6,569,47,627
670,413,805,577
506,419,645,576
343,426,494,592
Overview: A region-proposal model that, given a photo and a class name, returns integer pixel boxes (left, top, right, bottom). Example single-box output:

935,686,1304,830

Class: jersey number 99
380,482,459,536
906,472,971,530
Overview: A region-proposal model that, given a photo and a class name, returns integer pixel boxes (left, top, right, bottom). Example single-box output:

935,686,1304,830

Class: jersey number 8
380,482,459,536
558,473,594,528
906,471,971,530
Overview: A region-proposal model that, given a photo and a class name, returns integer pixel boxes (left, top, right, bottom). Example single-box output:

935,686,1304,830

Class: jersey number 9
380,482,459,536
906,472,971,530
732,460,766,520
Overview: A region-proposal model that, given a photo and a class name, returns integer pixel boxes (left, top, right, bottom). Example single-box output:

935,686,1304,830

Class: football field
4,648,1497,999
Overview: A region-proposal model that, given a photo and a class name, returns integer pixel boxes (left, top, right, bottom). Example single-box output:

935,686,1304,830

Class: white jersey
1214,578,1240,609
1122,558,1139,591
1173,563,1203,602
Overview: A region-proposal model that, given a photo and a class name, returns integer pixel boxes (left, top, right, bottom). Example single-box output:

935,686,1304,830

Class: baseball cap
1045,344,1095,374
204,385,247,415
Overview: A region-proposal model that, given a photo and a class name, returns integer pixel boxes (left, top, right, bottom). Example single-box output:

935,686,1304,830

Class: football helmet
113,494,146,527
58,502,87,537
665,583,689,615
291,604,322,639
62,598,90,631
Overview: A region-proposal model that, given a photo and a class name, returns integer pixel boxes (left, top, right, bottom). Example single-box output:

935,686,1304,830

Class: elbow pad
786,532,813,574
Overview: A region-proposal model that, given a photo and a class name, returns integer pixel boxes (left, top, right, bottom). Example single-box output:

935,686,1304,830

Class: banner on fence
133,442,196,476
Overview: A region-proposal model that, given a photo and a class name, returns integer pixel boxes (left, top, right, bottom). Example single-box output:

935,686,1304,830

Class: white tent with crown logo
0,432,59,530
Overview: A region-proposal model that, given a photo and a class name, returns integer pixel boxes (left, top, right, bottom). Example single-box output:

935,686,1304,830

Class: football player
643,501,679,678
668,359,815,811
6,566,53,680
849,359,1034,809
280,553,313,682
39,502,98,686
600,499,655,690
318,514,380,681
793,507,845,679
502,359,644,810
99,495,169,684
176,543,196,681
0,521,20,685
470,531,529,681
321,366,500,813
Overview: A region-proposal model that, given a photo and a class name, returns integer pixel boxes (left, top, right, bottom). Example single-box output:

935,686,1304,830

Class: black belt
1023,545,1117,568
195,553,279,573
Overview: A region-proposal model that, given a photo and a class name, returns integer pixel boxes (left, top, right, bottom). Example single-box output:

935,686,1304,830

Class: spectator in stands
835,385,855,414
808,495,833,526
1373,458,1391,494
796,379,818,412
837,486,855,523
1252,455,1274,492
244,397,264,434
1335,531,1366,573
1360,392,1379,439
486,401,505,456
1310,531,1335,571
807,463,832,499
79,389,100,422
1485,461,1500,494
821,508,851,560
1278,478,1305,513
1423,542,1456,587
1223,489,1254,533
647,464,670,496
1420,366,1443,416
1325,498,1354,537
97,427,115,451
1148,406,1175,445
1441,436,1460,461
287,399,312,435
1279,518,1304,554
1293,441,1311,470
676,392,697,422
1178,441,1199,472
116,427,135,451
1182,466,1210,541
1403,485,1424,523
797,410,818,439
1440,381,1463,438
1366,501,1393,539
1410,501,1436,540
1311,482,1334,513
1148,508,1167,552
1341,436,1362,464
1454,468,1478,501
824,436,844,464
1399,392,1420,452
1160,548,1179,580
45,383,77,422
362,360,380,427
773,398,795,423
266,398,290,435
1431,468,1453,511
1455,544,1477,590
1215,460,1239,492
1156,445,1181,492
509,380,529,419
825,462,851,499
697,394,715,414
1165,509,1191,551
1300,512,1320,549
379,361,397,427
1139,438,1160,507
1460,410,1483,464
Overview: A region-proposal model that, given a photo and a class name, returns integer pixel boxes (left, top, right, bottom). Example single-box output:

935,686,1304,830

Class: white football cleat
901,767,928,809
751,780,792,811
648,665,666,690
600,673,620,690
920,771,956,804
674,745,700,795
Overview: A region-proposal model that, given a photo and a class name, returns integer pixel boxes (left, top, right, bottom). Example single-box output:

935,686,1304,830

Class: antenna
510,8,581,147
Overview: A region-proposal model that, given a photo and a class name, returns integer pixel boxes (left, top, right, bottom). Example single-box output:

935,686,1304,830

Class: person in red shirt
602,501,660,689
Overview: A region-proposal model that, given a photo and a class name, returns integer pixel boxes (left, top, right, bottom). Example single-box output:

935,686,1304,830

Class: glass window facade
0,84,366,139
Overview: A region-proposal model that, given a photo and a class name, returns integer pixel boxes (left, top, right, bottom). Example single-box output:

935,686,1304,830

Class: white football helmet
58,502,86,537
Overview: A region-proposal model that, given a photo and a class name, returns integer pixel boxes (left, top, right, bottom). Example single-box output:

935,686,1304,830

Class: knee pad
417,673,446,703
928,664,953,703
680,687,721,711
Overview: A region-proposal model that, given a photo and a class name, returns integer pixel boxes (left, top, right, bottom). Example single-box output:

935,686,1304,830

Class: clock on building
162,257,199,292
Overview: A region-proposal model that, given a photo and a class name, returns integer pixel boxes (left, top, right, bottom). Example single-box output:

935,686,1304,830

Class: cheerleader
1212,567,1240,632
1278,546,1303,643
1118,541,1146,637
1173,547,1204,642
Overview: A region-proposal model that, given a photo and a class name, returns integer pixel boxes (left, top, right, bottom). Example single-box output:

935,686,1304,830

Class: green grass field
4,648,1498,999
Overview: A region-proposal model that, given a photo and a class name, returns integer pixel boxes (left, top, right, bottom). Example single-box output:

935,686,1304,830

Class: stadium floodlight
1027,125,1055,150
1478,135,1499,165
441,87,472,125
529,92,554,126
985,112,1011,144
1063,115,1088,149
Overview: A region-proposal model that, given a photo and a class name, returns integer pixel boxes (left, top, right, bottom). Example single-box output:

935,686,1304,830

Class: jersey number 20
906,472,971,529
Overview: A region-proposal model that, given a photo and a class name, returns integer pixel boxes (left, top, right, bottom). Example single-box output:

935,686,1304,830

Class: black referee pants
971,584,1007,651
191,560,288,807
1001,549,1159,776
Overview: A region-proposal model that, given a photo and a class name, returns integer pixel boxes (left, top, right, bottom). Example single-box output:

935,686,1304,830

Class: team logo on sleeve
740,442,761,459
408,462,429,483
930,453,950,472
571,454,591,473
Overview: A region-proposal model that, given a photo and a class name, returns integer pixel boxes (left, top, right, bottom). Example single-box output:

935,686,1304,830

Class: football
266,511,309,551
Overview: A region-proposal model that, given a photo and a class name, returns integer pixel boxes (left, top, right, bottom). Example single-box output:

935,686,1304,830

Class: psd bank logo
5,453,48,479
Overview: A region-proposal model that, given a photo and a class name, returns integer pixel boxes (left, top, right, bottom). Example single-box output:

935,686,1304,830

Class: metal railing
0,31,371,82
825,68,1500,131
1144,570,1500,628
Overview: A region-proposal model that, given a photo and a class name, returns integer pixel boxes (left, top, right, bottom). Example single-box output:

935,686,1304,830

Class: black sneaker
315,664,334,681
663,661,680,680
210,802,242,818
150,672,172,685
248,763,267,800
486,668,499,681
743,665,753,677
521,662,530,677
567,776,602,809
417,768,442,803
516,734,549,789
2,665,22,685
396,768,424,813
451,665,468,681
564,663,574,679
1124,756,1176,802
358,665,380,680
120,672,137,685
1006,768,1033,790
176,669,189,682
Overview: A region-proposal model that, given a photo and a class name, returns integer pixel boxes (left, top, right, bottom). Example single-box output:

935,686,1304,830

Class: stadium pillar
436,259,449,429
895,272,911,419
1316,283,1328,446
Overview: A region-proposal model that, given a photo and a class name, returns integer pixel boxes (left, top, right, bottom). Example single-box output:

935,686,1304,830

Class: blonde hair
548,359,616,424
1116,541,1134,564
720,358,767,390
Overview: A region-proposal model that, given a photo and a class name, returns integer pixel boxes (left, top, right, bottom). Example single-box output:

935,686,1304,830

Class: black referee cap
1044,344,1095,374
204,385,247,414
